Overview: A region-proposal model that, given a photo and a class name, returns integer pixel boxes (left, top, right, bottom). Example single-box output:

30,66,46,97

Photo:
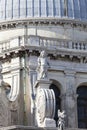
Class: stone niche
0,86,11,127
0,84,18,127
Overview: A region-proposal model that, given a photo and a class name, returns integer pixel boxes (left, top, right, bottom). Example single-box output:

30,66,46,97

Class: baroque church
0,0,87,130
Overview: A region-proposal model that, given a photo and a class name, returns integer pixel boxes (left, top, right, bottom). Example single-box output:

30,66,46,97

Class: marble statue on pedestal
37,50,50,80
58,110,66,130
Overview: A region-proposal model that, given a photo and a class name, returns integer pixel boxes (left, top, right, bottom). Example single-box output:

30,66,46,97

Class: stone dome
0,0,87,21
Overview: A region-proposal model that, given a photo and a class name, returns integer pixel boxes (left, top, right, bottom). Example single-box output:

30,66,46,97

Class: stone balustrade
39,37,87,50
0,35,87,54
0,36,24,53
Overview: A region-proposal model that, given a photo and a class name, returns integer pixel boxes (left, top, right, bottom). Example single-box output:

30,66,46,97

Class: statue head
40,50,47,58
58,110,66,119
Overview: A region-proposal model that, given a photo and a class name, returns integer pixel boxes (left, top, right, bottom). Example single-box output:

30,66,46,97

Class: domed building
0,0,87,129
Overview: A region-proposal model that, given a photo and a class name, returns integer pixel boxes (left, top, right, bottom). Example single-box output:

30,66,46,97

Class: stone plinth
43,118,56,127
35,79,52,89
0,126,86,130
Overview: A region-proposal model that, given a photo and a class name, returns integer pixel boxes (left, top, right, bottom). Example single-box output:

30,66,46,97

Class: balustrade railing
0,36,24,53
0,35,87,53
39,37,87,50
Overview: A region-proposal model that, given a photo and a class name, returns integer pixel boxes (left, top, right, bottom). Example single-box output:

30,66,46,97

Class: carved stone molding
0,18,87,31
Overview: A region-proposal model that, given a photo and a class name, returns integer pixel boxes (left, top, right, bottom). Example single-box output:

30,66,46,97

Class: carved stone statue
58,110,66,130
37,50,50,79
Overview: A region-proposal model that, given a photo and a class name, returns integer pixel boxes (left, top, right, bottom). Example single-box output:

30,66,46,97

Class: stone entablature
0,18,87,31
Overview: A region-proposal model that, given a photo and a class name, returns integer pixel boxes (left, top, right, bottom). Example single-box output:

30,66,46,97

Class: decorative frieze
0,18,87,31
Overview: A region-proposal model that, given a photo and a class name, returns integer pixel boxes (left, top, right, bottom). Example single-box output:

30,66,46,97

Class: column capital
64,70,76,76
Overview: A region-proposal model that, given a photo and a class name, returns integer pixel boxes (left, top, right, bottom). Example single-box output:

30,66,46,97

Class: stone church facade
0,0,87,129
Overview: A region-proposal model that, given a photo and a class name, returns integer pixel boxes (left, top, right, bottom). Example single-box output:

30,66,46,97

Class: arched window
50,84,61,124
77,86,87,128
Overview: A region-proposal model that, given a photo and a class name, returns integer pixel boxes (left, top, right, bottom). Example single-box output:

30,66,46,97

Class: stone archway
49,82,61,125
77,85,87,128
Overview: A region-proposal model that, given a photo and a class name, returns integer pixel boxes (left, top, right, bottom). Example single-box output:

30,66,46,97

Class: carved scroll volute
36,89,56,126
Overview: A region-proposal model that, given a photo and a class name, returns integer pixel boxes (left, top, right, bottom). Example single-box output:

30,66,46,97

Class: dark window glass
77,86,87,128
50,84,61,124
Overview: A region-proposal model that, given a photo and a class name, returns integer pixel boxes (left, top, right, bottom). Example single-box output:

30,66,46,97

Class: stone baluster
78,42,80,50
68,41,72,49
81,43,83,50
83,43,85,50
44,39,47,47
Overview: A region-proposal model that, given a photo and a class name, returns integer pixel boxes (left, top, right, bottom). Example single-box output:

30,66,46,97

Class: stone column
28,55,38,126
64,70,77,128
24,52,33,126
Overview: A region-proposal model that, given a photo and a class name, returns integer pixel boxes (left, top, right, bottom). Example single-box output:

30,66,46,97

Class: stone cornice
0,18,87,30
0,45,87,63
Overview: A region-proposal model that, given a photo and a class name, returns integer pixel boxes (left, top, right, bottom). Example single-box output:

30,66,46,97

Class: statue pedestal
43,118,56,127
35,79,52,89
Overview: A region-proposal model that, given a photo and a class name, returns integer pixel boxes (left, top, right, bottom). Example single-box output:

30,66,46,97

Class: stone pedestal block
43,118,56,127
35,79,52,89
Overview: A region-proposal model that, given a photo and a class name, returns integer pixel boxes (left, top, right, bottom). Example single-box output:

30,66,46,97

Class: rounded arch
49,80,62,126
50,79,63,92
77,84,87,128
77,82,87,88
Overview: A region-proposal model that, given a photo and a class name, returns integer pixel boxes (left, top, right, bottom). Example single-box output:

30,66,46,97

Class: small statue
58,110,66,130
37,50,50,79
